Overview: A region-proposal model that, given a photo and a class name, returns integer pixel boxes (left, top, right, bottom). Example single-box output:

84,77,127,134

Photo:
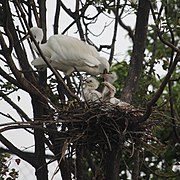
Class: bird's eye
89,80,92,82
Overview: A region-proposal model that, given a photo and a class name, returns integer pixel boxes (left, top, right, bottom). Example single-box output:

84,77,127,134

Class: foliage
0,153,19,180
111,61,129,94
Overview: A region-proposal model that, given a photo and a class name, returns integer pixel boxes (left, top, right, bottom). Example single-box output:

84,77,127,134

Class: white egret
102,81,119,104
102,72,117,101
102,81,131,107
103,71,117,83
82,77,102,102
28,27,109,76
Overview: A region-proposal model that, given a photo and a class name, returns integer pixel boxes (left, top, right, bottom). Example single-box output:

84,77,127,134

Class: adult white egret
82,77,102,102
28,27,109,76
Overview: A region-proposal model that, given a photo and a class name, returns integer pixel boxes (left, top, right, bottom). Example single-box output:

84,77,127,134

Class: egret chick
103,71,118,83
102,81,119,104
102,72,118,101
83,77,102,102
102,81,131,107
28,27,109,76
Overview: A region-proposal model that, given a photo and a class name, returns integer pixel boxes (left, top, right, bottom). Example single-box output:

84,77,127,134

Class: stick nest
56,102,149,147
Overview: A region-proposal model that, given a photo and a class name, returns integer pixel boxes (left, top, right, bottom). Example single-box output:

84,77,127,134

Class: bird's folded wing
31,57,60,68
79,55,101,67
48,35,101,67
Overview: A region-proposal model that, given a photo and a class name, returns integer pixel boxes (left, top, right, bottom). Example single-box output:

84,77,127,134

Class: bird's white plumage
83,77,102,102
29,27,109,75
102,81,131,107
102,72,117,101
102,81,118,103
103,71,118,83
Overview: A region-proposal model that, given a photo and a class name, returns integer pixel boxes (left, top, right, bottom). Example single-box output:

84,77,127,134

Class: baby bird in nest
82,77,102,102
102,72,117,102
103,71,118,84
102,81,130,107
102,72,132,108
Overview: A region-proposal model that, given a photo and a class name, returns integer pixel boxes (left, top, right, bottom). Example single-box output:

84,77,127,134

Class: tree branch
137,1,180,123
0,134,35,166
54,0,61,34
138,52,180,123
118,17,134,42
0,39,53,107
0,91,31,122
149,1,180,53
75,0,85,41
0,67,22,89
3,0,36,80
117,0,134,42
31,0,40,27
108,0,120,65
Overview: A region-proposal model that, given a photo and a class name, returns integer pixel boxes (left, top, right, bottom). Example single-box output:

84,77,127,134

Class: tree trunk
132,147,140,180
105,145,122,180
76,145,88,180
32,97,48,180
121,0,150,103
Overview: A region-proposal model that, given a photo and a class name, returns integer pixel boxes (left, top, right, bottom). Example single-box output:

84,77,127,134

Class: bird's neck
31,41,40,53
31,42,49,57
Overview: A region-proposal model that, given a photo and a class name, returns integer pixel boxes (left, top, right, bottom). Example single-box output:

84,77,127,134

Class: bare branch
54,0,61,34
117,0,134,42
149,1,180,53
109,0,121,65
138,53,180,123
0,67,22,88
0,134,35,166
0,91,31,122
75,0,85,40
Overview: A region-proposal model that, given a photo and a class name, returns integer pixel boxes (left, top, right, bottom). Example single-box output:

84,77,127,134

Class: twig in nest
100,125,112,151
